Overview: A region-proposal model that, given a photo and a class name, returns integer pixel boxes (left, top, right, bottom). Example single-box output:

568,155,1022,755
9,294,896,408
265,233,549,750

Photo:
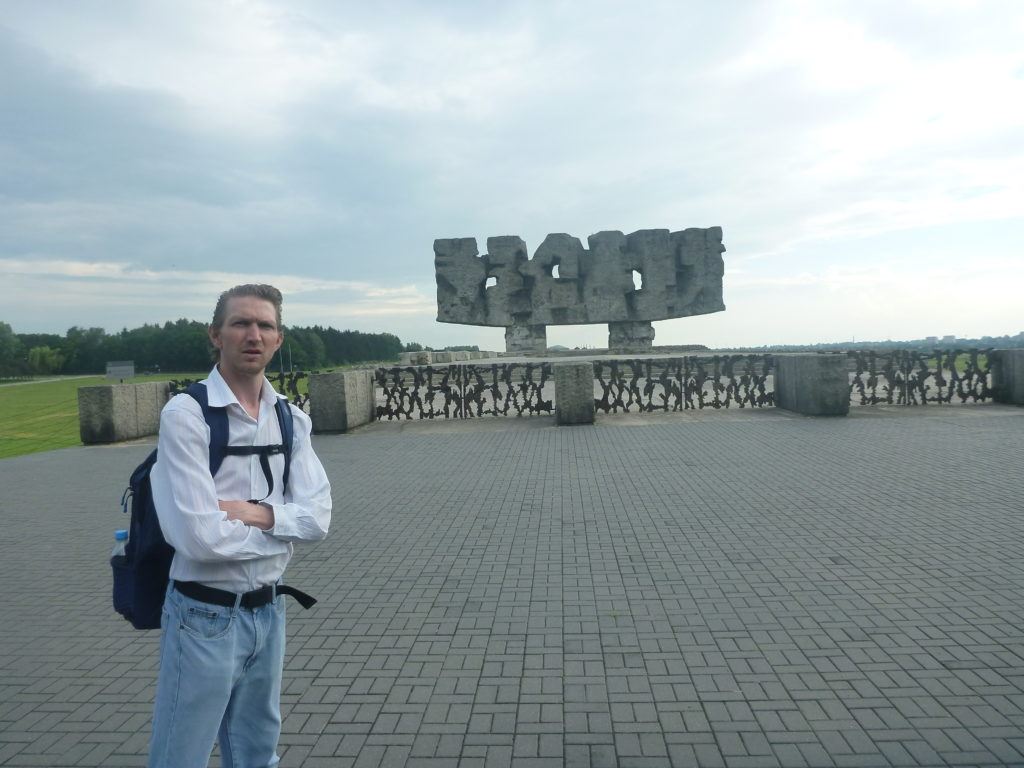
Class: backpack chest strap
223,444,286,501
185,382,295,500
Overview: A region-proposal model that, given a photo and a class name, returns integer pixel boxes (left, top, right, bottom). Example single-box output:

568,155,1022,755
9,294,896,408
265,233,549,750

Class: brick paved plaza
2,405,1024,767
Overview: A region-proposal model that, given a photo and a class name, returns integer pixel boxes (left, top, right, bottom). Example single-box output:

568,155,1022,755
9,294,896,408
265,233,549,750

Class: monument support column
504,324,546,355
608,321,655,354
774,354,850,416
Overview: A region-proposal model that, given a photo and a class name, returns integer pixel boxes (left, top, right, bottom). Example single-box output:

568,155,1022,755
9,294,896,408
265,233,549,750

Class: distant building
925,336,938,345
942,335,956,344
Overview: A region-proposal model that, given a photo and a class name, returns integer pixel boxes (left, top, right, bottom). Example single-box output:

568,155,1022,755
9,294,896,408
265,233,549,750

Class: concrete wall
78,381,170,444
308,370,376,433
78,370,380,444
991,349,1024,405
774,354,850,416
554,362,595,425
397,351,497,366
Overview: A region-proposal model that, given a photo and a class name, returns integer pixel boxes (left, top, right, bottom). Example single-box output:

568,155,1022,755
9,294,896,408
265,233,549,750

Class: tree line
719,332,1024,354
0,319,407,378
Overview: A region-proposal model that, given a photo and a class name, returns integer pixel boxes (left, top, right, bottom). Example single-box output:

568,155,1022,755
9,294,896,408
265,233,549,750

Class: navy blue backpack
112,382,293,630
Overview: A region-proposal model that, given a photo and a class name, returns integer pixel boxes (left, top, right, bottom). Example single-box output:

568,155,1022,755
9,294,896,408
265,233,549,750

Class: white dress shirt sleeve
152,401,290,562
267,406,332,542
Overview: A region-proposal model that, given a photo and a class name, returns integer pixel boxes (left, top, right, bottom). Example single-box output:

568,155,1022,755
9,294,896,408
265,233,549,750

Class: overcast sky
1,1,1022,349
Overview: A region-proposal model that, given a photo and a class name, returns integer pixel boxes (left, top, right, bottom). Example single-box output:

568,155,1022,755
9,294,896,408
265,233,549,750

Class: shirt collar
203,365,281,410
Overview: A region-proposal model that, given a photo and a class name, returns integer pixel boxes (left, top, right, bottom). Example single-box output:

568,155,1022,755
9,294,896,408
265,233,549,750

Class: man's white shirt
151,366,331,593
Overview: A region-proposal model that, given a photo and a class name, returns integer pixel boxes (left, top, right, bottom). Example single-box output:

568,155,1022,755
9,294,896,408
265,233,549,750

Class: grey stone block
555,363,595,426
136,381,170,436
78,384,138,443
78,381,171,444
774,354,849,416
77,386,114,444
399,351,433,366
991,349,1024,405
309,370,376,433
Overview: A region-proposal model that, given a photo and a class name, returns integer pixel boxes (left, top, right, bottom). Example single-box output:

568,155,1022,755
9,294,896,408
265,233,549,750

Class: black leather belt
173,580,316,610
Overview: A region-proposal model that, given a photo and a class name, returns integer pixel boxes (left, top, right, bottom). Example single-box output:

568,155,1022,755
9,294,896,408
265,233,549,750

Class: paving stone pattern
2,406,1024,767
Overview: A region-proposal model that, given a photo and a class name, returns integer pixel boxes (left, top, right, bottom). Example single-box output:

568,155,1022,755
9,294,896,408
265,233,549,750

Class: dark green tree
0,321,24,377
27,346,64,374
62,326,108,374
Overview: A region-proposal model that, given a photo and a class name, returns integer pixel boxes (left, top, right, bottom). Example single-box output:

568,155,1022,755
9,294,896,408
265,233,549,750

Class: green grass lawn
0,374,204,460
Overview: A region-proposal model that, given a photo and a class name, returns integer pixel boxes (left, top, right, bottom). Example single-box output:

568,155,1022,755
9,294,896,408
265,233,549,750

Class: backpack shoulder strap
185,382,229,477
275,397,294,492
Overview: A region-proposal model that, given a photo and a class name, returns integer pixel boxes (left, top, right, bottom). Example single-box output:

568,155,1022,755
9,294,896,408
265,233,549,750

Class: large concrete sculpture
434,227,725,354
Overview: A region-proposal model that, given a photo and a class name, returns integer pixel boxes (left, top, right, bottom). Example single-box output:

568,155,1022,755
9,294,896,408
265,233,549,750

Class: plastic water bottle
112,529,129,557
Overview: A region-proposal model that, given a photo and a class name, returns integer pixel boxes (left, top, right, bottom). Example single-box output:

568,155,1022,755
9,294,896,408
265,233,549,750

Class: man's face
209,295,283,379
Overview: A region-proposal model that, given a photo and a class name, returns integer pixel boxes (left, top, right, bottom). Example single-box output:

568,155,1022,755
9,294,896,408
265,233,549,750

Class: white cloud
0,258,435,331
1,1,1022,347
2,1,550,137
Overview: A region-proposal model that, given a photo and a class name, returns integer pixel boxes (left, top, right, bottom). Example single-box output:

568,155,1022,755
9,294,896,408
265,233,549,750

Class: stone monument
434,227,725,354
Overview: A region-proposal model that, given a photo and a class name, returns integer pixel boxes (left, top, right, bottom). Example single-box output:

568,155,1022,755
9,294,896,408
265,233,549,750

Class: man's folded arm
266,407,331,542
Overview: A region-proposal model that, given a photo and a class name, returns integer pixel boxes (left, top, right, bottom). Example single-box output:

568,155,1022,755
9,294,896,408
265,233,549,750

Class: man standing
148,284,332,767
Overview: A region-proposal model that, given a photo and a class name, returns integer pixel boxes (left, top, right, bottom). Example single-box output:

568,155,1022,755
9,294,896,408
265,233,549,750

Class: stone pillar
309,370,376,433
555,362,595,425
608,321,655,353
991,349,1024,405
432,351,453,364
774,354,849,416
78,381,171,444
505,324,547,355
136,382,171,437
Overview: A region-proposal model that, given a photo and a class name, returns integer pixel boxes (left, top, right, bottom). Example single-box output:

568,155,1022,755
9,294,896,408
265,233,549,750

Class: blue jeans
148,585,286,768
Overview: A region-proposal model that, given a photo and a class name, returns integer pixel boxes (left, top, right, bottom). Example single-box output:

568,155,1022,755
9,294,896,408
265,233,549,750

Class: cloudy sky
1,0,1022,349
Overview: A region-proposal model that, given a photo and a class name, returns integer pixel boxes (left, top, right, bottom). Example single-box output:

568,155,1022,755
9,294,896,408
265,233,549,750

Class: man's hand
219,499,274,531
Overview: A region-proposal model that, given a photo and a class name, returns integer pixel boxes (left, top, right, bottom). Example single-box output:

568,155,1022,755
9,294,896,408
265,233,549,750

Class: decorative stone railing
76,349,1024,443
375,363,554,420
592,355,774,413
846,348,991,405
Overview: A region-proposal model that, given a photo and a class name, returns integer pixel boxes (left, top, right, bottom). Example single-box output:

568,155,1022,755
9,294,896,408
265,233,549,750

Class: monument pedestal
505,324,547,355
608,321,655,353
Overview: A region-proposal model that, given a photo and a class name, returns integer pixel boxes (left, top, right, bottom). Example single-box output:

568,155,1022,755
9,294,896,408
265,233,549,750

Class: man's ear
273,330,284,353
208,324,222,349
